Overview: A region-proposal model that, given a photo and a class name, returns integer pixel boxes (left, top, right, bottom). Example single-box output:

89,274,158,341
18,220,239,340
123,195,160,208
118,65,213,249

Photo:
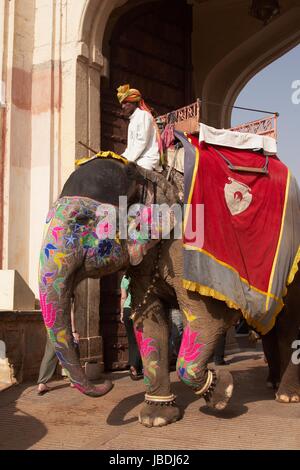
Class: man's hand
72,331,80,343
120,311,124,324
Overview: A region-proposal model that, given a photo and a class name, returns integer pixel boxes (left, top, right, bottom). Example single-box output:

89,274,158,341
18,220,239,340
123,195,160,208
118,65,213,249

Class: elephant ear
136,167,181,206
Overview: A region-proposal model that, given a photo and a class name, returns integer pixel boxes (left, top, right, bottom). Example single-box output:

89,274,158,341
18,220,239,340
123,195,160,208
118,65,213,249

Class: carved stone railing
157,99,278,139
229,115,277,139
157,99,201,134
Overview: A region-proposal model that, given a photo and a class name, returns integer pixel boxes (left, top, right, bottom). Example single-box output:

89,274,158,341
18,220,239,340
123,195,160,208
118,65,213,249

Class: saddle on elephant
177,124,300,335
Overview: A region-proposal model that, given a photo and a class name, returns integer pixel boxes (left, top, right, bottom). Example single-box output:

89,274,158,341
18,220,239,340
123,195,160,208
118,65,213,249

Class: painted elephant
38,157,179,397
39,157,300,426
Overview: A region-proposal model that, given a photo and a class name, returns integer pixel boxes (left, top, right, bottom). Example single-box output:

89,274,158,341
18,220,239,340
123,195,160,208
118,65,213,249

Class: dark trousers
168,308,183,365
123,307,143,373
213,332,227,362
37,334,80,384
37,336,59,384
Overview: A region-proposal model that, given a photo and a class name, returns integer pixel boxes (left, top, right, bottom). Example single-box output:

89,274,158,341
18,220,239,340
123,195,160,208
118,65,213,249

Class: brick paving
0,351,299,450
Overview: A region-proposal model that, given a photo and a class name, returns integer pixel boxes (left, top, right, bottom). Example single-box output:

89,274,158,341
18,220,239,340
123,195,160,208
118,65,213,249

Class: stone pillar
0,2,7,266
74,279,104,376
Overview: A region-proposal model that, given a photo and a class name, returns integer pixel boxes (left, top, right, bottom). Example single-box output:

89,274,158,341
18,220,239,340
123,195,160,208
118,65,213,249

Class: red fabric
161,124,175,150
138,100,164,163
184,135,288,292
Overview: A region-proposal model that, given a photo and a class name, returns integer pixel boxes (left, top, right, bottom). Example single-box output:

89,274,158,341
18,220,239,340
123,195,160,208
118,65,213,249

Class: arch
74,0,128,161
78,0,128,66
201,7,300,128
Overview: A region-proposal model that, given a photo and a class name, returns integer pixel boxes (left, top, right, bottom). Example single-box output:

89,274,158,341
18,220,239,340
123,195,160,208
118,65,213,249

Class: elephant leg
133,298,181,427
276,329,300,403
275,269,300,403
161,239,237,410
261,325,281,389
175,294,235,411
277,361,300,403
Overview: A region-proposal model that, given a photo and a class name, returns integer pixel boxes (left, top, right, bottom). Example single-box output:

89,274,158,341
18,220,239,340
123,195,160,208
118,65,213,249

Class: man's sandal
129,366,143,381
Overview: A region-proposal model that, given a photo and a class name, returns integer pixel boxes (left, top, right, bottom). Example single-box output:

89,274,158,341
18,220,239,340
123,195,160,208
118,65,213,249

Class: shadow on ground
106,364,275,426
0,383,47,450
226,353,264,364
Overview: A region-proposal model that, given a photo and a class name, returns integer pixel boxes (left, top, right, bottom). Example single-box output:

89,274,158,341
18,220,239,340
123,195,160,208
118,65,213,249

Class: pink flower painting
178,325,204,363
135,330,157,360
39,291,57,328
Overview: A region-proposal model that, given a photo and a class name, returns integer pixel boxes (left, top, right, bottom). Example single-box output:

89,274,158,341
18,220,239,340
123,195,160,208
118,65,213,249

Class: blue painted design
44,243,57,259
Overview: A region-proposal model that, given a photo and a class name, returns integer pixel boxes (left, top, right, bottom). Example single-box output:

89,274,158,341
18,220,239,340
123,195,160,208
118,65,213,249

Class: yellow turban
117,84,142,104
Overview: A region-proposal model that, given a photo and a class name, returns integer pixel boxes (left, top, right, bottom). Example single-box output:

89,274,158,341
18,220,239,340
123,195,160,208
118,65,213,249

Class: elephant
38,156,300,427
38,156,179,397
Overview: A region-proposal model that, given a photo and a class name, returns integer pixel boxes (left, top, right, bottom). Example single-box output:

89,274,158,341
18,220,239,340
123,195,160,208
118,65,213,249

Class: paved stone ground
0,351,299,450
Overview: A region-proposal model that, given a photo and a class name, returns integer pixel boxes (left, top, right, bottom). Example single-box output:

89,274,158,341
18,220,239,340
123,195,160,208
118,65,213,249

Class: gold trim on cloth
183,244,281,302
76,151,128,167
182,279,284,335
287,246,300,287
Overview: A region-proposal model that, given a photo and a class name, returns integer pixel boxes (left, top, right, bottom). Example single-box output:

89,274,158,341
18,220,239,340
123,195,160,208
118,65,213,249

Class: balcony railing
230,115,277,139
157,99,278,140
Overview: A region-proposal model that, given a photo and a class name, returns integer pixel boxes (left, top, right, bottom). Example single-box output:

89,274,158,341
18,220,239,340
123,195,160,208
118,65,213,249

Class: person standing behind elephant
169,308,184,369
117,84,163,171
120,274,143,380
213,331,228,366
37,297,80,394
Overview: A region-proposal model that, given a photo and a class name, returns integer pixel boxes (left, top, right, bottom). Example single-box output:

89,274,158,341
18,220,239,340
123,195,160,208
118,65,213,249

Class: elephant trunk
39,290,113,397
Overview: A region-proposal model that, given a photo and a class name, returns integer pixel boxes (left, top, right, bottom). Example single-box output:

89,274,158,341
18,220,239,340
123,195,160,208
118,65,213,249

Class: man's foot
37,384,50,396
129,366,143,381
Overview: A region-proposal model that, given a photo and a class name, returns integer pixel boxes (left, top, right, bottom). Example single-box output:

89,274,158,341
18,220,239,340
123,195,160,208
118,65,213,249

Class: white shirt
123,108,161,171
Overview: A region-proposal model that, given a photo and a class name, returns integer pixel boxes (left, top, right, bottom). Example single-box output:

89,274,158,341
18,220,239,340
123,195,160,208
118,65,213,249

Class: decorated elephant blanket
177,130,300,334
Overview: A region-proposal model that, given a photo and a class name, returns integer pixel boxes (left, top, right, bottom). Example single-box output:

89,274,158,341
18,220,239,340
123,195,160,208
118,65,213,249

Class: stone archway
200,6,300,128
75,0,128,161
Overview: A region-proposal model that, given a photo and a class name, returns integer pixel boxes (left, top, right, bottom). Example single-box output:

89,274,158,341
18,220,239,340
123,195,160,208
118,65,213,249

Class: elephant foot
275,362,300,403
74,379,113,397
138,401,181,428
198,369,233,411
276,387,300,403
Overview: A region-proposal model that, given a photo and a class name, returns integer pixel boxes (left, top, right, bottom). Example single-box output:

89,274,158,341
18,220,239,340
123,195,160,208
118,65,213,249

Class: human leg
37,335,58,393
214,331,228,365
170,308,183,357
123,307,143,378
